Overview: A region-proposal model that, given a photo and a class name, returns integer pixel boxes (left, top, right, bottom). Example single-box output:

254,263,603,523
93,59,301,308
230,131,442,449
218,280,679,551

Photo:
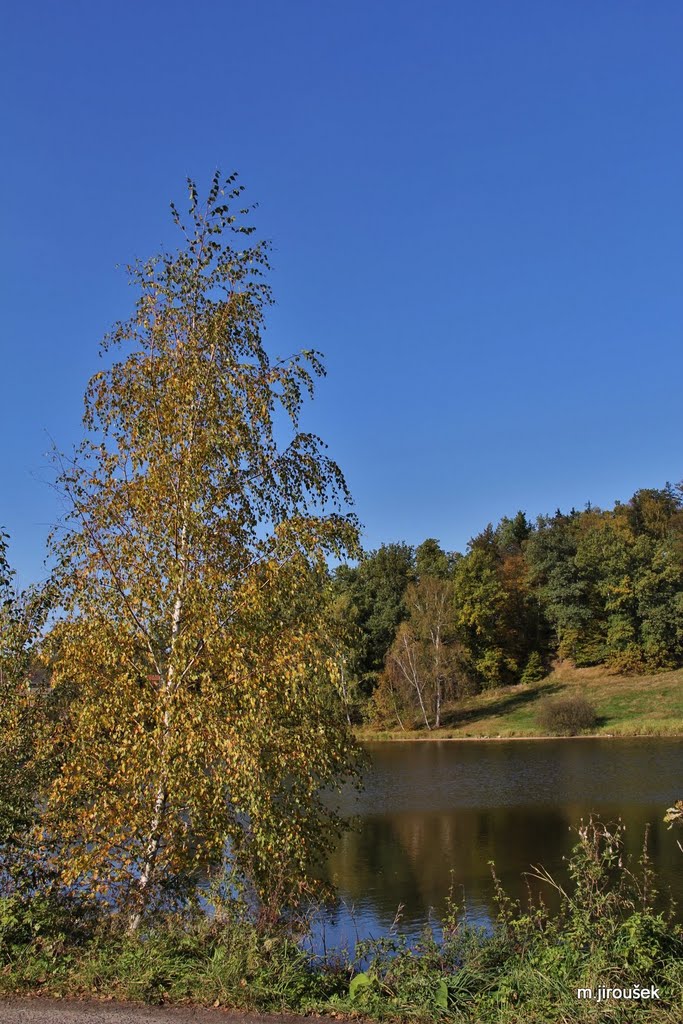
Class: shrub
536,694,597,736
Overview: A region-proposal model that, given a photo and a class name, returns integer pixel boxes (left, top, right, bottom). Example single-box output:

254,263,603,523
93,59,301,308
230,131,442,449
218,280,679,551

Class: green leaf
435,978,448,1009
349,971,372,1001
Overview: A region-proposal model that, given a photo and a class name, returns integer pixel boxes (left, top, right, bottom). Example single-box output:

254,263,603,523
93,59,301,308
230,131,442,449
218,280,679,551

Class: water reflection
317,739,683,947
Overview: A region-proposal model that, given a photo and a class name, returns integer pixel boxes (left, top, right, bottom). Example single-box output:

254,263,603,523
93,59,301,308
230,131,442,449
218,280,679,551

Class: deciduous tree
44,174,361,925
380,577,461,729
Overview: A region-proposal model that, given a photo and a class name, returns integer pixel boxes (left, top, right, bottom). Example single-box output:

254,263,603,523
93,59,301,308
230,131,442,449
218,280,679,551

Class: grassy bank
1,819,682,1022
360,666,683,740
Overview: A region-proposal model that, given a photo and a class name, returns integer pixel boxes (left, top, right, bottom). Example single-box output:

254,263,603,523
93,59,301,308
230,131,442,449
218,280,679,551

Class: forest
332,486,683,729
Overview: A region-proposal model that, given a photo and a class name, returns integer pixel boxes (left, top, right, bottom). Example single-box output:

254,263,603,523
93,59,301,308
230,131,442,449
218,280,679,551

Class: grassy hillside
361,665,683,739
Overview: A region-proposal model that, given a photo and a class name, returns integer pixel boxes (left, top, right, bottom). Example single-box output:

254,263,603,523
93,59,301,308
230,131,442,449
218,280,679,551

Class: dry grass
360,665,683,740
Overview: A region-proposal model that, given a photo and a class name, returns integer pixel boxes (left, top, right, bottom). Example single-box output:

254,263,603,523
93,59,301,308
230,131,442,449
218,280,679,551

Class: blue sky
2,1,682,586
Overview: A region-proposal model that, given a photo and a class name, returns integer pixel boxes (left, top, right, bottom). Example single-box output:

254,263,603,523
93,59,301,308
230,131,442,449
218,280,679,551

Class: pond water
313,738,683,949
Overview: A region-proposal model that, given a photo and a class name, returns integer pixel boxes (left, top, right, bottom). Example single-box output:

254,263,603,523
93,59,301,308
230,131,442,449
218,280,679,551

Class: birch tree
380,578,461,729
43,173,361,925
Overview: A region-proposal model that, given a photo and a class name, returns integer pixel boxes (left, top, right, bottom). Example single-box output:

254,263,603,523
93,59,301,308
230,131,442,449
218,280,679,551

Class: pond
314,738,683,949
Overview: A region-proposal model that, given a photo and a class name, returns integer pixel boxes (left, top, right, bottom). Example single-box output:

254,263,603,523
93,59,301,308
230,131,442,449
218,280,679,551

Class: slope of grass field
361,665,683,739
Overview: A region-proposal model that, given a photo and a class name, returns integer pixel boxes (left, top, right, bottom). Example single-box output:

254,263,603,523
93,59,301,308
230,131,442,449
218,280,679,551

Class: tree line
332,487,683,729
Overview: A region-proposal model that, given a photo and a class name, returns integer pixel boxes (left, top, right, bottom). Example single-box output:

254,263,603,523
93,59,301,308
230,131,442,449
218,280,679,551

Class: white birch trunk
129,520,187,931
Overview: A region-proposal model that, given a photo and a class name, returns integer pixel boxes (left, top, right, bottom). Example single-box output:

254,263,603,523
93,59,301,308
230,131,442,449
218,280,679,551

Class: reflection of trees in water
327,817,421,906
326,806,683,929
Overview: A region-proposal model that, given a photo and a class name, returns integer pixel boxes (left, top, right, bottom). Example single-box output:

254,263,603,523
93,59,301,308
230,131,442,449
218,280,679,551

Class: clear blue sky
2,1,682,587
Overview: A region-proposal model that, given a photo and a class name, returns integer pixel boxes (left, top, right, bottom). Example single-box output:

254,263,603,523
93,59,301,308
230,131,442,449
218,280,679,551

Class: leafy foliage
378,577,464,729
332,542,415,695
40,173,362,923
0,534,55,843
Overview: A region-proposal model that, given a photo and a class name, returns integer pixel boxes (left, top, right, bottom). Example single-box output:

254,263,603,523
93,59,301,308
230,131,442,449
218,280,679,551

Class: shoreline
356,731,683,742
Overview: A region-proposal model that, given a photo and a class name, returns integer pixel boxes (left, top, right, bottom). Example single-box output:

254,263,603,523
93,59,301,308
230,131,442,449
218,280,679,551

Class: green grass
359,666,683,740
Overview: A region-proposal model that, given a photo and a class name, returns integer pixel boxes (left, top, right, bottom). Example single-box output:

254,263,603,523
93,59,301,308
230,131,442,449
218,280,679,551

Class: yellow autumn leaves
33,173,362,923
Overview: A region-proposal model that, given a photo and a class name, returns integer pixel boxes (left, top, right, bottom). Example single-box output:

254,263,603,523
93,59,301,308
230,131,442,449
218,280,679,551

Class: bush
536,694,597,736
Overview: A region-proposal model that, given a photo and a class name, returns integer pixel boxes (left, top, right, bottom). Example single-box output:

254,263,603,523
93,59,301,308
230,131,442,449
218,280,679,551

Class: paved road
0,999,313,1024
